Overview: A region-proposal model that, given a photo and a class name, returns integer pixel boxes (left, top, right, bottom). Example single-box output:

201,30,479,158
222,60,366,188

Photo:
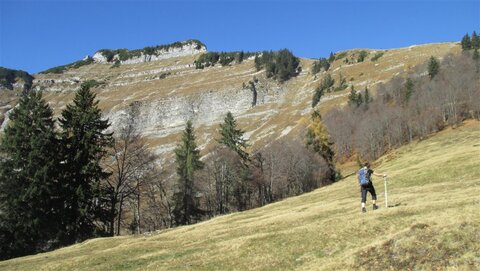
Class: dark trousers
361,183,377,203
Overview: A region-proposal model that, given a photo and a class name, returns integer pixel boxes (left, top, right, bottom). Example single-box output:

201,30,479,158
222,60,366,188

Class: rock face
92,52,108,63
2,42,461,161
92,41,207,65
106,83,285,140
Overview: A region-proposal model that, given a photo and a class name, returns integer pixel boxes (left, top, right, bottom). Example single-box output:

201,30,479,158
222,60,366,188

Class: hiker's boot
362,207,366,213
373,204,378,210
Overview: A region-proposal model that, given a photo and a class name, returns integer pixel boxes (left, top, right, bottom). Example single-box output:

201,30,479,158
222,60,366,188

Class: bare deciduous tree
324,52,480,162
104,104,158,235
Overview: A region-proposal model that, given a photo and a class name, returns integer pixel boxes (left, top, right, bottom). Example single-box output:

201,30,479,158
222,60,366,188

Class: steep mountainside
0,67,34,127
1,41,460,164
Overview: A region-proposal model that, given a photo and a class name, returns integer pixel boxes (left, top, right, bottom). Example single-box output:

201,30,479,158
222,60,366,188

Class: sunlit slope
2,120,478,271
31,42,460,156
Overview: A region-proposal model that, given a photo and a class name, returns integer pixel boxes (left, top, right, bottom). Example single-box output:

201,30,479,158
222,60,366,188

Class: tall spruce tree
173,120,204,225
312,85,324,107
428,56,440,79
328,52,335,63
461,33,472,50
306,111,336,182
58,83,112,243
0,91,61,259
364,87,371,105
471,31,480,49
218,112,249,163
404,78,414,103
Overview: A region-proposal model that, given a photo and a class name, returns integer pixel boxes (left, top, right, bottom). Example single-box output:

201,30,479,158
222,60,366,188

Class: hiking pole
383,176,388,208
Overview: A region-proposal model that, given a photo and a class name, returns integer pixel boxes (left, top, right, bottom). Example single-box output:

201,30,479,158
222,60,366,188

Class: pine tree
356,91,364,107
312,85,324,107
428,56,440,79
58,83,113,243
364,87,371,105
237,51,245,63
348,87,359,107
173,120,204,225
404,78,414,103
218,112,249,163
0,91,62,259
328,52,335,63
348,87,355,105
472,31,480,49
461,33,472,50
305,111,336,182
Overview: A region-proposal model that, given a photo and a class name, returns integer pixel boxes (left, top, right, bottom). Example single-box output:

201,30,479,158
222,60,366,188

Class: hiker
358,162,386,213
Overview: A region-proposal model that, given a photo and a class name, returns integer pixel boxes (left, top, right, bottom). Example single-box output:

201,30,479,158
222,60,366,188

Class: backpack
358,168,370,186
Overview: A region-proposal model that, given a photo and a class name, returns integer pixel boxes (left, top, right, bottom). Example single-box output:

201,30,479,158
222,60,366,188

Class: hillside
1,120,478,271
1,42,460,162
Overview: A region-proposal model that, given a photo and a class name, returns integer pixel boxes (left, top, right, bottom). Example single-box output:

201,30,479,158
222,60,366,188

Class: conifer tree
428,56,440,79
173,120,204,225
348,87,358,107
405,78,414,102
58,83,113,243
356,91,364,107
461,33,472,50
218,112,249,163
328,52,335,63
364,87,371,105
0,91,61,259
471,31,480,49
305,111,336,182
237,51,245,63
312,85,324,107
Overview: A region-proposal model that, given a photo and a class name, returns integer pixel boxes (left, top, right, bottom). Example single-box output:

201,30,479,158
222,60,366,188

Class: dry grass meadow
1,120,478,271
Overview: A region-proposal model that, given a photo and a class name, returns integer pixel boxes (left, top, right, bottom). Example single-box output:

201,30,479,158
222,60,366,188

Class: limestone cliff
2,42,461,164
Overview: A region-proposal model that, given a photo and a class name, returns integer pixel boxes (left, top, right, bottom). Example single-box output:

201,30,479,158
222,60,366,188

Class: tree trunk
136,191,141,234
116,195,124,236
109,195,117,236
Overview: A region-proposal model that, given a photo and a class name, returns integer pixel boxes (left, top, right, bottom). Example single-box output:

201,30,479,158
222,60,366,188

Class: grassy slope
33,43,459,149
2,121,479,271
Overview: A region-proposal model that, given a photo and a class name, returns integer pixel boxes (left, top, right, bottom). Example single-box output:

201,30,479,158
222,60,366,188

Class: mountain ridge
1,41,461,164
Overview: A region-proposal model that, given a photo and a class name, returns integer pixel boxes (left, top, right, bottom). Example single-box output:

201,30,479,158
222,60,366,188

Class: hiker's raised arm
373,172,387,177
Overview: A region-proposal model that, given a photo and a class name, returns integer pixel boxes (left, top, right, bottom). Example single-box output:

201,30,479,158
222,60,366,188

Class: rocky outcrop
107,84,286,142
92,52,108,63
93,41,206,65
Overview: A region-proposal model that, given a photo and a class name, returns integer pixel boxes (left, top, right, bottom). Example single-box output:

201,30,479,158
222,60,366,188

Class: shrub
371,52,384,62
334,73,348,92
111,60,121,69
311,58,330,74
81,79,105,89
335,52,347,60
357,50,369,62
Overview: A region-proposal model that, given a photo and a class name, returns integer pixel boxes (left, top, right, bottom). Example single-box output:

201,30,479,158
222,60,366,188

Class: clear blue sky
1,0,479,74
